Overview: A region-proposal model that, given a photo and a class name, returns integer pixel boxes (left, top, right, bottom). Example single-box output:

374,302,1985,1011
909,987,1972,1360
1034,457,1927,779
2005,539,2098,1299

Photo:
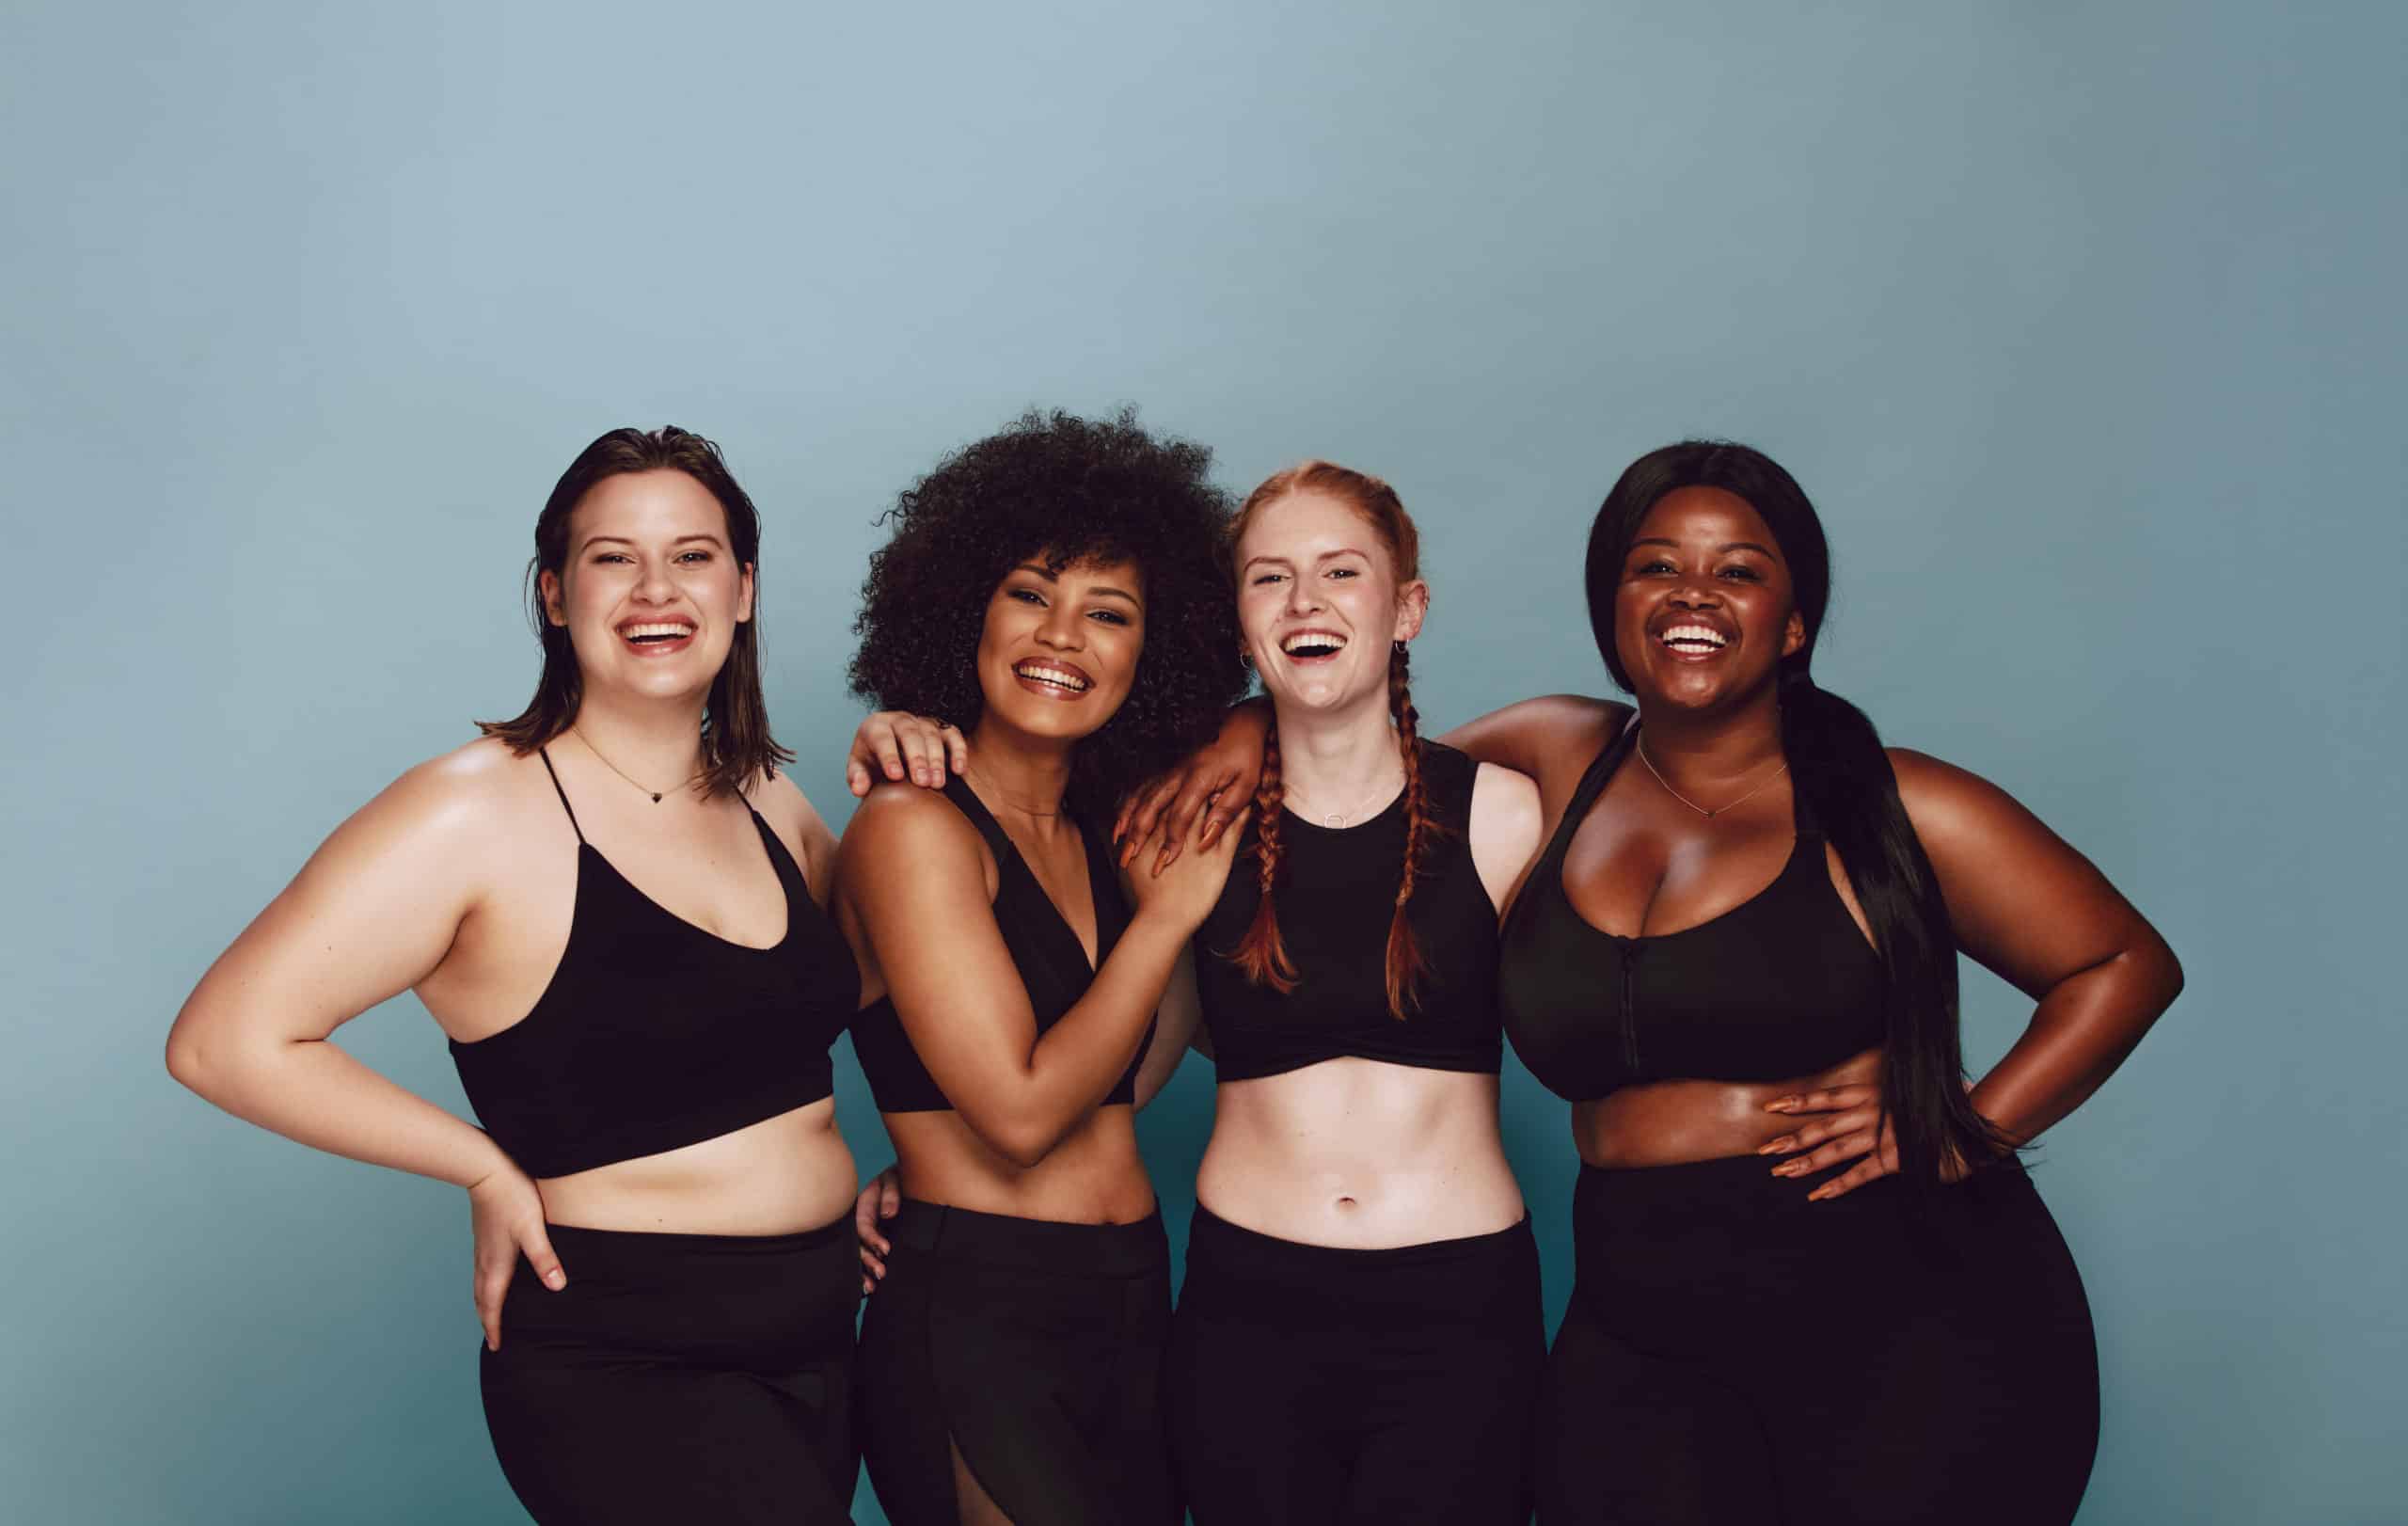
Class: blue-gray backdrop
5,2,2400,1521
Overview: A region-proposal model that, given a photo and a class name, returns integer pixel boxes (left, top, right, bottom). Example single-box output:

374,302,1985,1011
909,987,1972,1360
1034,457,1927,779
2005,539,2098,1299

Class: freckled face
1235,491,1426,718
540,470,752,705
974,555,1146,743
1613,486,1803,714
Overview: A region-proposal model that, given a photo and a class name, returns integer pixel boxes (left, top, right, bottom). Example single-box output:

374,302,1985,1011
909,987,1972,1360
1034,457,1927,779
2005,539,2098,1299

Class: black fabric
1498,723,1886,1102
479,1216,861,1524
1193,739,1502,1080
856,1200,1177,1526
449,750,856,1178
1167,1205,1543,1524
850,774,1145,1114
1538,1156,2099,1524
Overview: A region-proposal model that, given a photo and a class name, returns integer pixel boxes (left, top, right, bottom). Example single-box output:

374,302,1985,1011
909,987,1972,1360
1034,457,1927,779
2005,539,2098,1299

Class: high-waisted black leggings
855,1200,1178,1526
1167,1205,1545,1525
1540,1156,2098,1525
478,1216,861,1524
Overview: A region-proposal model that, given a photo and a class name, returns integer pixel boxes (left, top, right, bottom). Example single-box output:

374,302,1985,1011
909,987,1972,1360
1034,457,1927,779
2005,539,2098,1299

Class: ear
737,562,755,624
1393,580,1430,643
1782,609,1806,659
538,568,567,627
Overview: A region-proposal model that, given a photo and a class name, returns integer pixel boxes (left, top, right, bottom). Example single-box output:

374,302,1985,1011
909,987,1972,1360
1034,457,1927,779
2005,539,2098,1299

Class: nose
1667,578,1721,612
1036,598,1085,650
1284,576,1323,617
632,558,676,605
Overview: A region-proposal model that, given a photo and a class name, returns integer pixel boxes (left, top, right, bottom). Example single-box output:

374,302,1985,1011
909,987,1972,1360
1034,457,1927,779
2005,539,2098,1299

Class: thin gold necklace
1289,766,1404,829
573,725,703,804
1635,739,1788,820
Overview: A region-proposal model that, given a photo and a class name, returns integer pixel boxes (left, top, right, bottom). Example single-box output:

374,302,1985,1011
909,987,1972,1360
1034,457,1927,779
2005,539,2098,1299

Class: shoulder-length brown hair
478,425,792,798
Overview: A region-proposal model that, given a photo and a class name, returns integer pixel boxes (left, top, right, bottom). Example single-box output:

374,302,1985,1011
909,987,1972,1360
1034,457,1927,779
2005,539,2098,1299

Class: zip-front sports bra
850,774,1147,1114
1497,719,1886,1103
1193,740,1503,1081
449,751,858,1179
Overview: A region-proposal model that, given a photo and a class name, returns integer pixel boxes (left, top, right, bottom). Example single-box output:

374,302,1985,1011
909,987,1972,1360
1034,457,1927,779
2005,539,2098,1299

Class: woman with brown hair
167,427,866,1522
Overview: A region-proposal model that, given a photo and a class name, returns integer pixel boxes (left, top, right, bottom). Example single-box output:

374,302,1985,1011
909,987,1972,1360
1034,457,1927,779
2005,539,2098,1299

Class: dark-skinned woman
1114,440,2183,1524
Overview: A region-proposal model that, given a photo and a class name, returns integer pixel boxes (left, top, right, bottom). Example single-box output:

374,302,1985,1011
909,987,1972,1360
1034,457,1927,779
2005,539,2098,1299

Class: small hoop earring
1392,640,1408,654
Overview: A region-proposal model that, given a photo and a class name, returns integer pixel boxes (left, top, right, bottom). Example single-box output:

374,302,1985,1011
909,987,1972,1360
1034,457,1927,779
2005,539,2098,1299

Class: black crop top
449,752,857,1179
850,775,1146,1114
1497,720,1886,1103
1193,740,1503,1081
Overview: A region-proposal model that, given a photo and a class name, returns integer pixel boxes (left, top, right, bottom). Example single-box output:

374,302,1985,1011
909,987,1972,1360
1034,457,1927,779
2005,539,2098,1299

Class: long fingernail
1766,1097,1798,1112
1756,1138,1790,1155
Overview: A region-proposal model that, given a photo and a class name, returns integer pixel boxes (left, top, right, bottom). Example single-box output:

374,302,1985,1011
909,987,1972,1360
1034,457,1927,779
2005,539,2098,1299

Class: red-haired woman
854,461,1549,1523
1111,440,2185,1523
168,427,867,1522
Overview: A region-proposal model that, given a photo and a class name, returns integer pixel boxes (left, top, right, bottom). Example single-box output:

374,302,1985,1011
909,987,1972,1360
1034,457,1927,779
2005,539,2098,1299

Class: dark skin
1114,486,2182,1199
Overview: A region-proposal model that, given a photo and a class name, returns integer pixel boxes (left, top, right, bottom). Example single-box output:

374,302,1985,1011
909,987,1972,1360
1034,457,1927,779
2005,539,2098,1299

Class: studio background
5,3,2400,1521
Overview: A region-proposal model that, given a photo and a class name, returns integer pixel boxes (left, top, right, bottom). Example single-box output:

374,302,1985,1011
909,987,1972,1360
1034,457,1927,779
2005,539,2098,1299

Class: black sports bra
1193,740,1503,1081
1497,719,1886,1103
449,751,857,1179
849,775,1146,1114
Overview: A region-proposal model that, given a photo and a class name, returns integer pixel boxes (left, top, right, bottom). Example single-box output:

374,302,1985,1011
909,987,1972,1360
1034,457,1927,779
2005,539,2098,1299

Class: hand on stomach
1575,1045,1883,1169
537,1097,860,1235
882,1105,1157,1226
1197,1059,1523,1248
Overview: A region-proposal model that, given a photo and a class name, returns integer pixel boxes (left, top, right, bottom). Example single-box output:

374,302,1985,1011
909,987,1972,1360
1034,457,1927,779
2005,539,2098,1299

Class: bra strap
940,773,1017,862
536,748,587,845
1548,714,1639,860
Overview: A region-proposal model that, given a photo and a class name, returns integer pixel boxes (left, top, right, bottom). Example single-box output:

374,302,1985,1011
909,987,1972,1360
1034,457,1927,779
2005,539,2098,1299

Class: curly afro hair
850,407,1249,810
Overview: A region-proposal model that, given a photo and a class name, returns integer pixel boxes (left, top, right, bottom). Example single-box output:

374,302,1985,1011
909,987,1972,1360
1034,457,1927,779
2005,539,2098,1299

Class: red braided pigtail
1228,719,1300,993
1384,643,1434,1019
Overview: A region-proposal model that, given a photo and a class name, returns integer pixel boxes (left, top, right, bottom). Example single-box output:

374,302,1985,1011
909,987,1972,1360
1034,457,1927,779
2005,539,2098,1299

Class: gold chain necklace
572,725,703,804
1289,767,1404,829
1635,739,1789,820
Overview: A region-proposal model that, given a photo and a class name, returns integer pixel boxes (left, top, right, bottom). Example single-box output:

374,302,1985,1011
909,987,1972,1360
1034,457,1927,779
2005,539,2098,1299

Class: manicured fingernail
1767,1097,1798,1112
545,1270,565,1288
1756,1138,1789,1155
885,761,901,779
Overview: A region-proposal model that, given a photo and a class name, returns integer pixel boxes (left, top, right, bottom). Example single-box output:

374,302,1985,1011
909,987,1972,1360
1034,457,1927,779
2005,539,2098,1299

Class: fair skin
851,491,1545,1255
166,469,858,1350
1119,485,2184,1198
832,556,1244,1264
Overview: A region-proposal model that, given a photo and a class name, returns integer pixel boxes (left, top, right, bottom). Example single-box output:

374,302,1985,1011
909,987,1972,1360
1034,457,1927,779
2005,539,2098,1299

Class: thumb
521,1224,567,1291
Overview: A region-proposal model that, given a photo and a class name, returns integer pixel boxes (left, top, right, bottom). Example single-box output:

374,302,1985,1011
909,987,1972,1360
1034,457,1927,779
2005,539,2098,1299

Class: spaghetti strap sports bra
449,750,857,1178
849,774,1146,1114
1497,719,1886,1103
1192,740,1503,1080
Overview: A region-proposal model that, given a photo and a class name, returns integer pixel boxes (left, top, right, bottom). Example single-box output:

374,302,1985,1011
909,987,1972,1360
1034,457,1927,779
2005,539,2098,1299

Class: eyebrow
578,533,729,551
1013,562,1141,606
1630,537,1777,557
1240,547,1370,571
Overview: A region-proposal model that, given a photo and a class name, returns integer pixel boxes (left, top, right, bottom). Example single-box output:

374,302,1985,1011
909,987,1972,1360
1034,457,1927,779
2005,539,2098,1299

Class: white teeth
1660,625,1728,649
623,622,694,639
1017,663,1090,691
1281,631,1347,655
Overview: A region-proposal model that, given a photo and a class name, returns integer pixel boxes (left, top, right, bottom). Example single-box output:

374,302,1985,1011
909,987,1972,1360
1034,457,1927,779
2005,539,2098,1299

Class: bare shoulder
748,767,840,897
367,735,545,844
1470,761,1543,838
837,781,983,869
1884,747,2053,858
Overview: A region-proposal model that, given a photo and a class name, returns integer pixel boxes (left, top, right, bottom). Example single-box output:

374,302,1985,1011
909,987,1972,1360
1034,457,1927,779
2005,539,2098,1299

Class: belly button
1335,1196,1357,1210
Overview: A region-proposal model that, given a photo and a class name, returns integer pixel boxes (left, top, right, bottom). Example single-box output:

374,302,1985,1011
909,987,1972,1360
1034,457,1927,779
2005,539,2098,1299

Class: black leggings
1540,1156,2098,1525
855,1200,1177,1526
479,1216,860,1524
1167,1205,1545,1525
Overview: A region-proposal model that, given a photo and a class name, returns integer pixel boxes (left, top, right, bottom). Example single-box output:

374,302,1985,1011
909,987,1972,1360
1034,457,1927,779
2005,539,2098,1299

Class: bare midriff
537,1096,860,1235
1574,1045,1882,1169
884,1105,1157,1226
1196,1058,1524,1248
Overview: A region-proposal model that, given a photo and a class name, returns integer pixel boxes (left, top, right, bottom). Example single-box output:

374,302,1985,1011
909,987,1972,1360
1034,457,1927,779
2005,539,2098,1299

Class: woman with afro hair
836,408,1251,1526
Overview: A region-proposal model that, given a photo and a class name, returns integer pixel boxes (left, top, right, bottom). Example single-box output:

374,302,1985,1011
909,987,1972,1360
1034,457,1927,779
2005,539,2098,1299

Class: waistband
1188,1202,1534,1272
539,1212,854,1263
888,1198,1167,1277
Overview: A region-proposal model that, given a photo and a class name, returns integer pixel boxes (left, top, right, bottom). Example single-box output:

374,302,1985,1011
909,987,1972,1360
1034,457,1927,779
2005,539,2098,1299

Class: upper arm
170,755,496,1058
1893,749,2179,1002
1133,943,1201,1108
836,788,1047,1113
1440,695,1625,800
1466,762,1544,916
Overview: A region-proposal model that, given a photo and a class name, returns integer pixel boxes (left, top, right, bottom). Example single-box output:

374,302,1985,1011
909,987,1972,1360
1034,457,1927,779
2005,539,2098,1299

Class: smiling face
973,554,1147,745
539,469,753,706
1234,489,1427,719
1613,485,1805,715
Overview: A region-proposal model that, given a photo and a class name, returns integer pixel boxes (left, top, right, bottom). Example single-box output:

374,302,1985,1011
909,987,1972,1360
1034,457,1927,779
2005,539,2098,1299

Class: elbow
165,1027,218,1097
971,1107,1069,1171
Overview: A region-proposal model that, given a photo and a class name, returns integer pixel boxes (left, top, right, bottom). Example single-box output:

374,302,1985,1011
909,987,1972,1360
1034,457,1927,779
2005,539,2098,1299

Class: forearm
169,1034,512,1188
1969,945,2183,1145
987,915,1192,1157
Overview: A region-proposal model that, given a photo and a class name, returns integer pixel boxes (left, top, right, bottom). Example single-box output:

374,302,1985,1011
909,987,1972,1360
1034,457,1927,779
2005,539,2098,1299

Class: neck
567,689,710,789
1273,693,1405,815
962,719,1075,831
1633,686,1785,785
